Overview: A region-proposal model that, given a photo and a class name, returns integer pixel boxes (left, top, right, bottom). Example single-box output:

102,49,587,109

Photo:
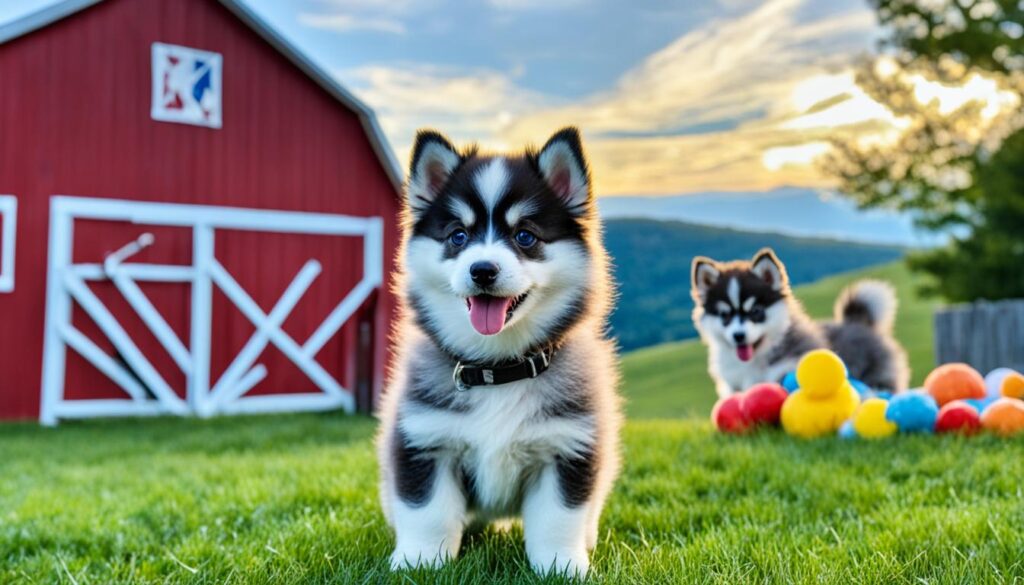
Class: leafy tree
827,0,1024,301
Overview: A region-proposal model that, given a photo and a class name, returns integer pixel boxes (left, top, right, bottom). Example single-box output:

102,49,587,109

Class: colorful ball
980,398,1024,437
848,378,871,396
838,420,857,439
984,368,1017,399
842,382,862,415
934,400,982,435
852,398,898,439
741,383,788,426
780,384,859,439
885,391,939,433
781,371,799,393
781,391,828,438
796,349,848,399
925,363,985,407
1001,371,1024,400
712,394,750,434
964,396,996,413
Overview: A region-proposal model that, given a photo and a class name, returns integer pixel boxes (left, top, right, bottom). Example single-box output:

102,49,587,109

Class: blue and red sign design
151,43,223,129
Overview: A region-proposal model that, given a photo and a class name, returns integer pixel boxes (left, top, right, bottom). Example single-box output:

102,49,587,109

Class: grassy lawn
5,260,1020,584
622,261,939,419
2,414,1023,583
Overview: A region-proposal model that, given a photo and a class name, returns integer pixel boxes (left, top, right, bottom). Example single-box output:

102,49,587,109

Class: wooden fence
934,299,1024,374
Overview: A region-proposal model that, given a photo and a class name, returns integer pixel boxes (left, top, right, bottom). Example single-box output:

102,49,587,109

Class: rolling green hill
604,218,905,351
621,261,939,419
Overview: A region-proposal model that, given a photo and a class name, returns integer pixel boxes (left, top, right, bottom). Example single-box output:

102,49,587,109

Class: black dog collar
452,347,555,391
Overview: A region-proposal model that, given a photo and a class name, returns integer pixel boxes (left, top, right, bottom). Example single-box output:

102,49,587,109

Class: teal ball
885,391,939,433
781,371,799,393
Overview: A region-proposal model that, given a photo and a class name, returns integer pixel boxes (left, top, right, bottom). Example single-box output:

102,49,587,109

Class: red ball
741,383,788,426
934,400,981,435
712,394,751,434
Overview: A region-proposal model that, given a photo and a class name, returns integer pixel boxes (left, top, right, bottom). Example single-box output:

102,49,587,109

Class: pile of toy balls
711,350,1024,438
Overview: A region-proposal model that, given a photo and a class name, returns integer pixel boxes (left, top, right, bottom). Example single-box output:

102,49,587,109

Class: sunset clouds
298,0,1013,196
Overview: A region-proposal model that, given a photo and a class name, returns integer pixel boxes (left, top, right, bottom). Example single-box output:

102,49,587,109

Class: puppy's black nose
470,261,500,286
733,331,747,344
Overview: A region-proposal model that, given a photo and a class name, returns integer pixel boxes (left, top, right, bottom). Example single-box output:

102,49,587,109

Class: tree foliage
827,0,1024,301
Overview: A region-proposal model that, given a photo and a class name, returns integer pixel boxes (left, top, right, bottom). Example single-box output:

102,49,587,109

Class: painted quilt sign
150,42,223,128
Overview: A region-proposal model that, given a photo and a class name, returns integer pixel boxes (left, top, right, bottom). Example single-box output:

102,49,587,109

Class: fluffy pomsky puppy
692,248,910,397
376,127,621,576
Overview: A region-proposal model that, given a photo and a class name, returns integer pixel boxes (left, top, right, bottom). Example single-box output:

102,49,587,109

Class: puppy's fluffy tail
834,279,898,334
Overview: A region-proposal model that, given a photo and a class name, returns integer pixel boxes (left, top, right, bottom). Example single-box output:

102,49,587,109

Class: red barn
0,0,403,424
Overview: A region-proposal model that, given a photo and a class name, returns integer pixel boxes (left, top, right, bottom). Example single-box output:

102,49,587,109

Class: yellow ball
781,383,861,439
796,349,848,399
852,398,897,439
839,381,861,420
781,391,826,438
1001,372,1024,399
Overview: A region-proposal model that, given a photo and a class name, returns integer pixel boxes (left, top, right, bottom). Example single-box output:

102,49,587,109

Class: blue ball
838,419,857,439
781,371,799,393
964,397,995,413
848,378,871,396
885,391,939,433
870,391,893,401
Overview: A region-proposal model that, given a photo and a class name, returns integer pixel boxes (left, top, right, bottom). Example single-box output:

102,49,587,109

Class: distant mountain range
598,187,943,247
603,218,905,351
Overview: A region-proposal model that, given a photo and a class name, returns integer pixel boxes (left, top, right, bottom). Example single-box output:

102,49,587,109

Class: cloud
340,0,899,194
502,0,876,136
342,64,556,167
297,0,432,35
298,12,405,34
487,0,584,10
503,0,884,194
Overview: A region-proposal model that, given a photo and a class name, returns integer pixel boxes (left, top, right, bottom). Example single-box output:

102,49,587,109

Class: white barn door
39,196,382,426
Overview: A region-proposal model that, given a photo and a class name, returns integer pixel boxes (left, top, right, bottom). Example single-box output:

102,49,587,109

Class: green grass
5,260,1014,583
622,261,939,419
2,414,1023,583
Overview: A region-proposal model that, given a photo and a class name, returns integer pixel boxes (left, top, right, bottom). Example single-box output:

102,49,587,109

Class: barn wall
0,0,401,419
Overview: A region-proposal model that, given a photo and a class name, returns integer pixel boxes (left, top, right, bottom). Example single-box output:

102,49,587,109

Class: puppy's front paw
529,548,589,577
389,545,452,571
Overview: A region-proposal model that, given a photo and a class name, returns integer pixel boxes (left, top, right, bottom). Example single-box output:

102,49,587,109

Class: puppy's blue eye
514,229,537,248
449,229,468,246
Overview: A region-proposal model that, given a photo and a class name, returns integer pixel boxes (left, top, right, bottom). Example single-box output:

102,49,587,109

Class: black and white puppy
377,128,621,576
692,249,910,397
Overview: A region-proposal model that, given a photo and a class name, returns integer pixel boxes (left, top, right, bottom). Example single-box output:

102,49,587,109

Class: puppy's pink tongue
736,344,753,362
468,296,512,335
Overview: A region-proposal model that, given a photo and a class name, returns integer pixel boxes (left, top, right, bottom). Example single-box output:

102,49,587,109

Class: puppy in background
691,248,909,397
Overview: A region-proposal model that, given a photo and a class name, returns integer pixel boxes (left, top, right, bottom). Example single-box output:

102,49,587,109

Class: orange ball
981,398,1024,437
925,363,985,407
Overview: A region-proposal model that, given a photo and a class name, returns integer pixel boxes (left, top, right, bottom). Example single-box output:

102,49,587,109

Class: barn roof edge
0,0,406,196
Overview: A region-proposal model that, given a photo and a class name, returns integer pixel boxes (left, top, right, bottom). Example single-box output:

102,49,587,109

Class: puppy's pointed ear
538,127,591,212
407,130,460,216
692,256,720,299
751,248,787,290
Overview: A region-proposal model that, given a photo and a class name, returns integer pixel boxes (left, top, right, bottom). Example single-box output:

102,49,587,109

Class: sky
1,0,888,196
0,0,1011,244
276,0,889,196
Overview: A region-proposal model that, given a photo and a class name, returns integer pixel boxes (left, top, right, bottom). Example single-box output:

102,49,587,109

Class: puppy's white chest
458,386,546,509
